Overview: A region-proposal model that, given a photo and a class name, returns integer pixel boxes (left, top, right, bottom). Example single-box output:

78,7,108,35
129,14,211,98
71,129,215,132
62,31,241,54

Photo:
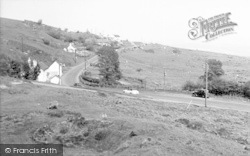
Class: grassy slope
0,18,85,67
0,77,249,155
119,44,250,90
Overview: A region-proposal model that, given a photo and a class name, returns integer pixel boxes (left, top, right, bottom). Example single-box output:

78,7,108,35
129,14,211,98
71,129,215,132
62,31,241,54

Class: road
61,56,98,86
36,55,250,113
32,81,250,113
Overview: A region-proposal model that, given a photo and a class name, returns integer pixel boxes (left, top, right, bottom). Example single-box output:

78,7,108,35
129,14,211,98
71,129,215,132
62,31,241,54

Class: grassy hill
1,17,249,91
0,18,98,67
119,44,250,90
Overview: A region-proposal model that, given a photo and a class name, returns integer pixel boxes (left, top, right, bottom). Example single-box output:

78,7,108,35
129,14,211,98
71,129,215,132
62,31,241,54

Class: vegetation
0,54,40,80
47,31,61,39
42,39,50,45
183,59,250,98
37,19,42,25
200,59,225,81
98,46,122,86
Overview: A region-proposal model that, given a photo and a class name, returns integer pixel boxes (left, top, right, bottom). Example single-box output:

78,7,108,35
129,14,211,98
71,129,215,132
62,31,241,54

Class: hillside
0,18,98,67
118,43,250,90
0,77,249,155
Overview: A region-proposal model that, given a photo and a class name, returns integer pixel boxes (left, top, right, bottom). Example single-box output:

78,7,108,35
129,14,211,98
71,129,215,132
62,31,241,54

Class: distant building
97,39,110,46
66,43,76,53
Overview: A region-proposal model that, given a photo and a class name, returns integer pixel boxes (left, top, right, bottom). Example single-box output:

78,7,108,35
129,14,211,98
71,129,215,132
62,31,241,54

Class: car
192,89,209,98
123,89,139,95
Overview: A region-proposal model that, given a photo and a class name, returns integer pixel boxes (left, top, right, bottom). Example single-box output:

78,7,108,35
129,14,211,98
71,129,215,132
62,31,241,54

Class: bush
144,49,154,53
209,78,242,96
64,35,76,42
0,54,40,80
182,80,203,91
47,31,61,39
37,19,42,25
81,75,100,84
86,45,95,51
243,81,250,98
42,39,50,45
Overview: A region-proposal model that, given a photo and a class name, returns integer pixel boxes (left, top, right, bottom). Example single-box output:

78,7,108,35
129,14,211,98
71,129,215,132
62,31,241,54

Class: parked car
192,89,209,98
123,89,139,95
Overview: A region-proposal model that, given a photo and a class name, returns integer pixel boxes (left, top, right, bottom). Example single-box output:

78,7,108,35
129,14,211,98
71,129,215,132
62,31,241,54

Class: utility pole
84,50,87,70
163,68,166,90
21,37,24,53
74,49,77,64
205,60,208,107
59,63,61,85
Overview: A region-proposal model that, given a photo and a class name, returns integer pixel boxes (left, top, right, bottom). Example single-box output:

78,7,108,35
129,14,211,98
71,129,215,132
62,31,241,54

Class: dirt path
61,56,98,86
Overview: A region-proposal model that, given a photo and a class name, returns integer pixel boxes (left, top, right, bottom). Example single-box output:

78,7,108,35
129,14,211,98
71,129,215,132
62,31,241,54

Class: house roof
39,62,49,70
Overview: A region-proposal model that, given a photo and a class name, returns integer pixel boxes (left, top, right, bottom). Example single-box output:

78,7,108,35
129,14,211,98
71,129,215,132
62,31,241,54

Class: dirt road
61,56,98,86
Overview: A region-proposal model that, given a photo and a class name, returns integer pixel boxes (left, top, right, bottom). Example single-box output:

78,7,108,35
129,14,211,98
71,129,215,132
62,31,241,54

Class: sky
1,0,250,57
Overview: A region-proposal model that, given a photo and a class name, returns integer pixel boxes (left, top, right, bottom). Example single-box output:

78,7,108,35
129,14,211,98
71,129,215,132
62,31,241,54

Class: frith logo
188,12,237,41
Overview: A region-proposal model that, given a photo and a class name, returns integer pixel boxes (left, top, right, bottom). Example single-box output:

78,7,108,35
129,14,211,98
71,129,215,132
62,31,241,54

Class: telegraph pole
163,68,166,90
205,60,208,107
21,37,24,52
84,50,87,70
74,49,77,64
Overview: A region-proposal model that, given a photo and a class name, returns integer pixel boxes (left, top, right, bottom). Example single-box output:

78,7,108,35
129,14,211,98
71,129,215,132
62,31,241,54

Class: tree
98,46,122,86
200,59,225,81
22,62,41,80
243,81,250,98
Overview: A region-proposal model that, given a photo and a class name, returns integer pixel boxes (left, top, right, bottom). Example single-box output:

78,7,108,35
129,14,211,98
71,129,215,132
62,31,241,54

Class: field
1,77,250,155
119,45,250,90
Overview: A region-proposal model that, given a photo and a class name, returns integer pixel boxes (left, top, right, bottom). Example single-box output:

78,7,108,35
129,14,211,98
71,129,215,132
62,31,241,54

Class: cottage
37,62,49,82
66,43,76,53
37,61,63,84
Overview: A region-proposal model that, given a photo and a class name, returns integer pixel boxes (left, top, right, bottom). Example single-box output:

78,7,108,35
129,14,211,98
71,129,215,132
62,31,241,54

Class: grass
0,76,249,155
119,45,250,90
0,17,97,68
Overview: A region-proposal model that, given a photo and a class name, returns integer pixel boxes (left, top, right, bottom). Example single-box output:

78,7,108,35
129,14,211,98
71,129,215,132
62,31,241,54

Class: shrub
42,39,50,45
172,48,181,54
144,49,154,53
243,81,250,98
182,80,203,91
86,45,95,51
64,35,76,42
81,75,100,84
37,19,42,25
0,54,40,80
209,78,242,96
47,31,61,39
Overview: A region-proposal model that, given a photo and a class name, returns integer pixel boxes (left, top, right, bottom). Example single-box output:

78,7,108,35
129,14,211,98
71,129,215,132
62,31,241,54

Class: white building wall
50,76,60,84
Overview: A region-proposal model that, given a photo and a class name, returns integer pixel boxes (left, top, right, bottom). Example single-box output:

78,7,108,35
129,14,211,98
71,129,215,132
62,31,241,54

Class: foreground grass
0,77,250,155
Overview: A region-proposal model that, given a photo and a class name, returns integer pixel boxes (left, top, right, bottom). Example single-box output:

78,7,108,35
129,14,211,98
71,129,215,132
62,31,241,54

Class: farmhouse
65,42,76,53
37,60,63,84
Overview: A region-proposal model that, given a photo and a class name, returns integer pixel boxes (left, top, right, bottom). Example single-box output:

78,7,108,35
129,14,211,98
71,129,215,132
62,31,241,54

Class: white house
37,61,63,84
66,43,76,53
